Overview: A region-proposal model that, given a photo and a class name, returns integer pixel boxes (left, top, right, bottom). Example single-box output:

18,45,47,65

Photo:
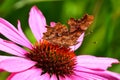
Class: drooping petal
50,74,58,80
7,67,42,80
76,55,119,70
70,33,84,51
74,70,108,80
0,18,32,49
0,38,27,57
29,5,47,41
0,56,36,72
71,75,86,80
102,71,120,80
74,66,120,80
33,73,50,80
24,68,42,80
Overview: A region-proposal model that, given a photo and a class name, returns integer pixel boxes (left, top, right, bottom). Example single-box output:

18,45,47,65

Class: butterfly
43,14,94,47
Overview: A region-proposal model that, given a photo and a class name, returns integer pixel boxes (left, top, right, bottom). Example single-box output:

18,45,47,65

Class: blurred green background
0,0,120,79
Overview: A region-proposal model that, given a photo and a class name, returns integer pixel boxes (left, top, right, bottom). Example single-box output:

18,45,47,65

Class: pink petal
34,73,50,80
71,75,86,80
50,22,56,27
74,66,120,80
76,55,119,70
0,56,36,72
64,76,72,80
29,5,47,41
0,18,32,49
70,33,84,51
7,67,42,80
50,74,58,80
0,38,27,57
93,70,120,80
17,20,32,49
74,70,107,80
25,68,42,80
102,71,120,79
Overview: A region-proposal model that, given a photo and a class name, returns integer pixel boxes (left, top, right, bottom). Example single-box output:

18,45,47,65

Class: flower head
0,6,120,80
